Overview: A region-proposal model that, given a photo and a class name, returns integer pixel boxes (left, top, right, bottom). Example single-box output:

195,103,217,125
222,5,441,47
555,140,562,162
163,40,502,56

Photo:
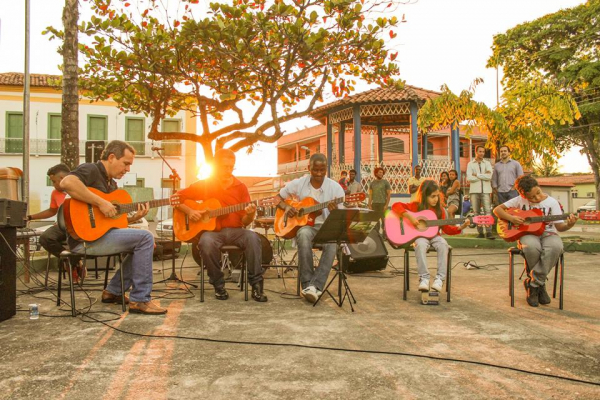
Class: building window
459,142,466,157
382,137,405,154
587,192,595,198
161,178,180,190
126,117,145,155
427,140,434,156
48,113,61,154
572,190,578,198
305,148,310,159
161,119,182,156
6,112,23,153
87,115,108,141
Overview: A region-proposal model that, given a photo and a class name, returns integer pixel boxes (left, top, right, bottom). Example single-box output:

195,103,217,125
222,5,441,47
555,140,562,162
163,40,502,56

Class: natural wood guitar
61,187,177,241
384,209,494,246
497,208,600,242
173,197,278,242
274,193,366,239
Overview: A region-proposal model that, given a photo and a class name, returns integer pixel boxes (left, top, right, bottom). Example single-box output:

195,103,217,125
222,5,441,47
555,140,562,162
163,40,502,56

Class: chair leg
67,259,76,317
559,253,564,310
57,258,63,306
552,256,559,299
244,258,249,302
45,253,51,289
119,255,126,312
200,259,204,303
103,256,111,290
94,257,99,279
403,249,409,301
509,251,514,308
446,248,452,302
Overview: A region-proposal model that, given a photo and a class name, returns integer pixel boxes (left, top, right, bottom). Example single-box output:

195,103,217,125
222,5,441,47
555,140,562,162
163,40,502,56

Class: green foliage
45,0,403,160
532,156,561,177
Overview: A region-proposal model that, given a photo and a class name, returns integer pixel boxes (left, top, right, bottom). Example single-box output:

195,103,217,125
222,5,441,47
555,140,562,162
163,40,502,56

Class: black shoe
251,281,268,302
525,280,539,307
215,286,229,300
485,232,496,240
476,233,485,239
538,284,551,305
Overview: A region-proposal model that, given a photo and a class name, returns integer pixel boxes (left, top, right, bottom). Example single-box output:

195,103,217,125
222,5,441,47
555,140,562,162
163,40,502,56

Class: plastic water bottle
29,304,39,320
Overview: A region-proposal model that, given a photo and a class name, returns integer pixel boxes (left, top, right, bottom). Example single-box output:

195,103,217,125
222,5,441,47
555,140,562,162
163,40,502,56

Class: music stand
312,209,378,312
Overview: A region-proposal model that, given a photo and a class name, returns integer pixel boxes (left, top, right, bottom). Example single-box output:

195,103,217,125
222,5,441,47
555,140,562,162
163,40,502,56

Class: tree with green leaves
48,0,403,162
488,0,600,209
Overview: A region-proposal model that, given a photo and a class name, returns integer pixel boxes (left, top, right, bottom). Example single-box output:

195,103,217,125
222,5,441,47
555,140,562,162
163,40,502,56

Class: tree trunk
61,0,79,170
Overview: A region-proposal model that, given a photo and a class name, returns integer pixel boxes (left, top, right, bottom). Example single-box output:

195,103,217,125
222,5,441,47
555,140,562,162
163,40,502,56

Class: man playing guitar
172,149,267,302
277,153,345,304
59,140,166,315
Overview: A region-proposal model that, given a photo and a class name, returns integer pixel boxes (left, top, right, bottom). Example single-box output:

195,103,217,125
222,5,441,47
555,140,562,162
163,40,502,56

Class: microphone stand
153,148,197,288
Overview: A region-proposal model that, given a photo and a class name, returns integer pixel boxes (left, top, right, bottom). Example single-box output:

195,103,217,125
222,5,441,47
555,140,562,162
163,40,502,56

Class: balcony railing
0,138,182,157
278,159,310,175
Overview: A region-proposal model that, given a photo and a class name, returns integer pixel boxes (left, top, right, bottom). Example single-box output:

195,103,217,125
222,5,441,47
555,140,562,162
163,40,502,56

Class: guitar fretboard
525,213,571,223
299,196,345,216
208,200,260,218
425,217,467,227
117,198,171,215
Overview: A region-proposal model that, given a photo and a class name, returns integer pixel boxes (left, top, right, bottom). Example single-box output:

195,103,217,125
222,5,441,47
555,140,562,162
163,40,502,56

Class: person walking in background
492,145,523,204
467,145,494,239
368,167,392,233
445,169,461,217
408,164,426,202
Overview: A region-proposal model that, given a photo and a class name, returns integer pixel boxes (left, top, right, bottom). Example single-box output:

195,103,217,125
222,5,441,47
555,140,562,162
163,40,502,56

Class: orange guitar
61,187,178,241
173,197,278,242
274,193,366,239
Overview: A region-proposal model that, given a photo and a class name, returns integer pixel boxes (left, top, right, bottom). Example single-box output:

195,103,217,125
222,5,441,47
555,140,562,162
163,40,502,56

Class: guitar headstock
345,193,366,202
579,211,600,221
259,196,280,207
170,194,181,206
472,215,495,226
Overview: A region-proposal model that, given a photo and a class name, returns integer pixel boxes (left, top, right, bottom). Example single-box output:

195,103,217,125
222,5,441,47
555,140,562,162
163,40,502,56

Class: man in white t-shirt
277,153,345,304
494,175,577,307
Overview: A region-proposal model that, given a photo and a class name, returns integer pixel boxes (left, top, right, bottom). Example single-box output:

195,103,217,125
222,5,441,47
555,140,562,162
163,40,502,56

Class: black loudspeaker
343,229,389,273
0,227,17,322
85,140,106,163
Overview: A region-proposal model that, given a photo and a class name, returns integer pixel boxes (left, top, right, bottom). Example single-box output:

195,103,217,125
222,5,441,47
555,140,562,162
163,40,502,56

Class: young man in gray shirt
492,145,524,204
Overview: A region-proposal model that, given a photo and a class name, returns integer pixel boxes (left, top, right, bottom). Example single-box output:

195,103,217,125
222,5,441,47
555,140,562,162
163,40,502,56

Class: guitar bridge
87,204,96,228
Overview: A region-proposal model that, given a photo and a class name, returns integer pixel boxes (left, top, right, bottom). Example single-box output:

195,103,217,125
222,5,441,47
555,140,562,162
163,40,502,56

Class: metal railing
0,138,182,157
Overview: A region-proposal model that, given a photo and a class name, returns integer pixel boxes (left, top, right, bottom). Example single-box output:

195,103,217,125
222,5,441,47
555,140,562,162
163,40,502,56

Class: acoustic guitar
274,193,366,239
61,187,178,241
173,197,278,242
497,208,600,242
384,209,495,246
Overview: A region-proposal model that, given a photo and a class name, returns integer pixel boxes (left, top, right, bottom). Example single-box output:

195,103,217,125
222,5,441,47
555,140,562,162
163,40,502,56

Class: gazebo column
410,101,419,170
451,125,461,180
422,133,429,160
327,116,333,176
377,125,383,164
353,105,362,181
339,122,346,164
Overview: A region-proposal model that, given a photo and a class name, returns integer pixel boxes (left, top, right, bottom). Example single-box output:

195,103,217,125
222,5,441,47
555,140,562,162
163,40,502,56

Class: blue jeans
414,236,449,281
71,229,155,302
470,193,492,234
198,228,263,288
296,225,337,291
498,190,519,205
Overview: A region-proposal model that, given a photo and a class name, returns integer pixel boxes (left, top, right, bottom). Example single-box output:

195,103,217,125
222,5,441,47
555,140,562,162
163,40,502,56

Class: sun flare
196,163,213,180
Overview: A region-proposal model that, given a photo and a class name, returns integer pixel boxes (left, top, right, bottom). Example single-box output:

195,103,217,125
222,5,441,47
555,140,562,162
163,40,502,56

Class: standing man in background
492,145,523,204
408,165,426,202
369,167,392,233
467,145,494,239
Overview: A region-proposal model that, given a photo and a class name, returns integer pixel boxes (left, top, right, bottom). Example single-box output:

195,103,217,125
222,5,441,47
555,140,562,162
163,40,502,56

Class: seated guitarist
390,180,470,293
277,153,345,304
60,140,166,315
173,148,267,302
493,175,577,307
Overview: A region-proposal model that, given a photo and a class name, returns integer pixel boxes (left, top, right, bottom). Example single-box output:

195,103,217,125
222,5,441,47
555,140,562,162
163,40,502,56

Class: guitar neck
300,197,345,216
118,198,171,215
425,217,466,227
526,213,571,223
209,200,258,218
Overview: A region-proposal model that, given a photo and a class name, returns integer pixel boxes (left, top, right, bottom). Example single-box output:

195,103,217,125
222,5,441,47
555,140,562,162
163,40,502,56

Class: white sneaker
302,286,318,303
418,279,430,292
431,278,444,292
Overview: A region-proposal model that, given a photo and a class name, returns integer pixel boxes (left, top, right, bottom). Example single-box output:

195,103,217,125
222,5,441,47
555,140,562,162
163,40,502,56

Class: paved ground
1,243,599,399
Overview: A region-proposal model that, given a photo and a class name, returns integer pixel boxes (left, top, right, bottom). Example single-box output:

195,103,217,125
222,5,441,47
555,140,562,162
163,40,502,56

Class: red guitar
274,193,366,239
385,209,494,246
497,208,600,242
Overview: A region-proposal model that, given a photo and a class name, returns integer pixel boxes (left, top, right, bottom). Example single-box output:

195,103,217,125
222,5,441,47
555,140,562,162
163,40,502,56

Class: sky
0,0,592,175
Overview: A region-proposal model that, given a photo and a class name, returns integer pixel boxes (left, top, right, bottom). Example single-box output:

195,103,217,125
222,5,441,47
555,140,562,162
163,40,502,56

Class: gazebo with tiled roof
310,85,460,193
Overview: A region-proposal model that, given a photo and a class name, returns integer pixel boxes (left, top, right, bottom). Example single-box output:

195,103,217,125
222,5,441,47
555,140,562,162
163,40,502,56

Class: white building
0,72,197,219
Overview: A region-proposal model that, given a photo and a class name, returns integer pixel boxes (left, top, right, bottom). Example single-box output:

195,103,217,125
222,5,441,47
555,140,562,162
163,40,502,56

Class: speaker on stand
342,229,389,273
0,227,17,322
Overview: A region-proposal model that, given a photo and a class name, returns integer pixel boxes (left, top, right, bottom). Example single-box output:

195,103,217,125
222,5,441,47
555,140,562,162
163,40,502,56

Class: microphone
151,146,164,151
